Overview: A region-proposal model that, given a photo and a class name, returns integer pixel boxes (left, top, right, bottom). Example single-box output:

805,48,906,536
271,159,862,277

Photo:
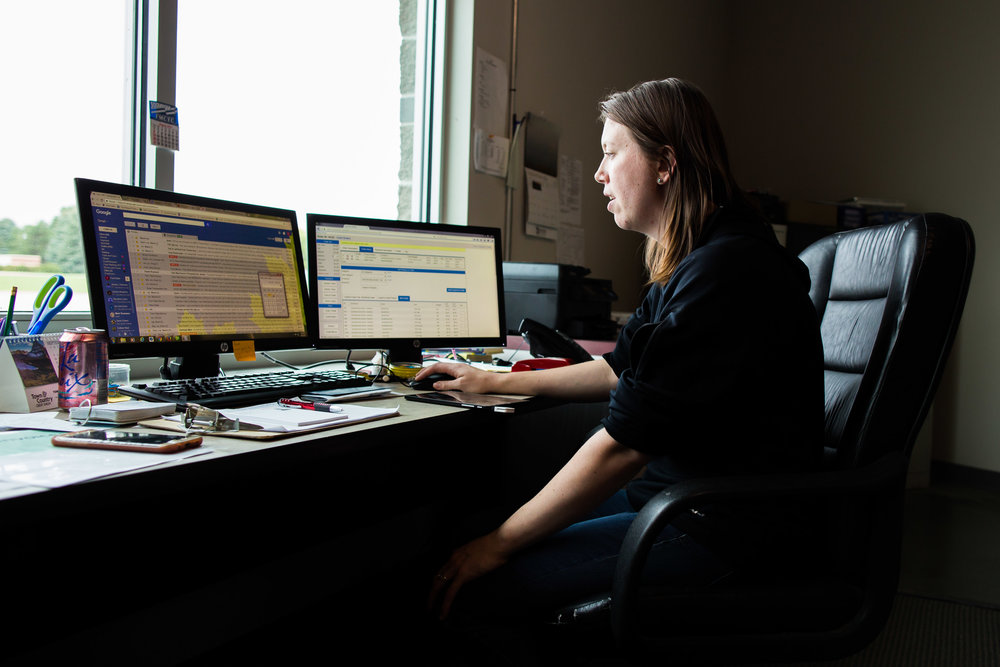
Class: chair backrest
798,213,974,470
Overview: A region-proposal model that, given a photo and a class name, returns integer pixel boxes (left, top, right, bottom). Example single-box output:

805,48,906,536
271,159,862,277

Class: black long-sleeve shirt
601,204,825,559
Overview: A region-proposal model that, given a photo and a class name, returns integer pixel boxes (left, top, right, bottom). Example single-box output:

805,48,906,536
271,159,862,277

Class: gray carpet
784,593,1000,666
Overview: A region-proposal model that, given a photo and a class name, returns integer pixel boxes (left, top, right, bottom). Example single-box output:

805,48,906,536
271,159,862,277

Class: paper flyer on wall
557,155,584,264
524,167,559,240
473,47,510,176
474,128,510,177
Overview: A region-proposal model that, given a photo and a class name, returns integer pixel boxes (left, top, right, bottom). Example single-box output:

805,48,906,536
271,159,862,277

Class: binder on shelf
0,333,62,413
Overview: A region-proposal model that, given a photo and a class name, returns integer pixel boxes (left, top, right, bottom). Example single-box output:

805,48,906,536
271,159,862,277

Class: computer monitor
75,178,311,379
306,214,506,364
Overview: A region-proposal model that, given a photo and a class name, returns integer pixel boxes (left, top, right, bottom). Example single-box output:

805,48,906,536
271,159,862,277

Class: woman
421,78,824,622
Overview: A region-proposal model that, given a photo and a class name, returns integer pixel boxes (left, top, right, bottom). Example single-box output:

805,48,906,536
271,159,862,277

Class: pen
2,286,16,336
278,398,343,413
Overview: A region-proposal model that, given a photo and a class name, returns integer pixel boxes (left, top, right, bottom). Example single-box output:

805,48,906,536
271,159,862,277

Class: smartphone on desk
52,429,202,453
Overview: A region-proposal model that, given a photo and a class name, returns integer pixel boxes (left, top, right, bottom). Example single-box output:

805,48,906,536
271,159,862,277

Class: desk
1,386,608,664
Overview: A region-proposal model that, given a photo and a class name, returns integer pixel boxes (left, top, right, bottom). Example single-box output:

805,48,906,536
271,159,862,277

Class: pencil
2,286,16,336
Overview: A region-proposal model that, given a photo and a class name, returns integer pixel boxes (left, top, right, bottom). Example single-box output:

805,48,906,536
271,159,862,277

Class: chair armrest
610,452,908,643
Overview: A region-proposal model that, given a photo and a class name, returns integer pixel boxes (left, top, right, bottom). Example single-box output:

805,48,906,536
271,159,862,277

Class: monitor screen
306,214,506,364
75,178,311,378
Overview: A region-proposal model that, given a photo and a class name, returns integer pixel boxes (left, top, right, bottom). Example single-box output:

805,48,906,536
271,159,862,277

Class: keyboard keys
119,369,371,408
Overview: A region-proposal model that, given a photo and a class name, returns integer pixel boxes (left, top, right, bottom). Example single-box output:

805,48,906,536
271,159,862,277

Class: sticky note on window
233,340,256,361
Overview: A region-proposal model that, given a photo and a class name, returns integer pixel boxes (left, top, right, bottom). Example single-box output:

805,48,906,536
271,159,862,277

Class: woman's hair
599,78,742,285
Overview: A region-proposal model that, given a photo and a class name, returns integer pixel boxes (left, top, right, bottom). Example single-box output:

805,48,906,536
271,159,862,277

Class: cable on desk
500,337,527,366
261,352,299,369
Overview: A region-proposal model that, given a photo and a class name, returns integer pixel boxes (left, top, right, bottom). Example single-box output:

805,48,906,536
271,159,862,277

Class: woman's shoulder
689,206,803,277
699,204,778,251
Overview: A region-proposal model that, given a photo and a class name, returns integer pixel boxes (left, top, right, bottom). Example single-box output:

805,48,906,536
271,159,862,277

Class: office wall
453,0,730,313
454,0,998,474
507,0,730,311
721,0,1000,473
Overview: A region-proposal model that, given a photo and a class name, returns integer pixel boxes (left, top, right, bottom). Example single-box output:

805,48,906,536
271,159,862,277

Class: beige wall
447,0,730,312
722,0,1000,473
450,0,999,473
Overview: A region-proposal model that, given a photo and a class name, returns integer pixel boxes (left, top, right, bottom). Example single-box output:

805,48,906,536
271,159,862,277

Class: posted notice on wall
524,167,559,240
557,155,584,265
473,48,510,177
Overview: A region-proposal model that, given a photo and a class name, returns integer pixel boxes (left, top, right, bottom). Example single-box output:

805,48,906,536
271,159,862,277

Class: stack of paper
219,404,349,431
154,401,401,435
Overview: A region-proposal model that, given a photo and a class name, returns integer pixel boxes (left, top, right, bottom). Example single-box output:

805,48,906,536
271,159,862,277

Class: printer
502,262,618,341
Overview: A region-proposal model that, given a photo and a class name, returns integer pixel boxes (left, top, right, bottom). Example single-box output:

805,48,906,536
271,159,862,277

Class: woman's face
594,119,665,238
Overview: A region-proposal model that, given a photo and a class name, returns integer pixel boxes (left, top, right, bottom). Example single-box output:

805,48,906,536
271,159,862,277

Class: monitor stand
385,342,424,366
161,354,222,380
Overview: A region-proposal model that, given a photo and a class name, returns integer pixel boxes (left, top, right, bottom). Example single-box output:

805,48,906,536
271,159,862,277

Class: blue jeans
451,489,734,622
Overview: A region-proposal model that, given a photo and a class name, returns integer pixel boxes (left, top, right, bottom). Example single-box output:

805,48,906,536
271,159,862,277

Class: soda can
58,328,109,408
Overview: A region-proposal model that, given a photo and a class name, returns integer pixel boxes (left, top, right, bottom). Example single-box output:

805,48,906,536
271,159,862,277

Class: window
0,0,439,316
0,1,129,312
175,2,406,222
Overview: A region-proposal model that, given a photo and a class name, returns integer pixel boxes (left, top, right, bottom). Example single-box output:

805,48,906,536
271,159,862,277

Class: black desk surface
2,387,608,664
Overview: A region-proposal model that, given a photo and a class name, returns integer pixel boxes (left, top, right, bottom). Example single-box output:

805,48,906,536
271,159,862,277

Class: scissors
27,274,73,335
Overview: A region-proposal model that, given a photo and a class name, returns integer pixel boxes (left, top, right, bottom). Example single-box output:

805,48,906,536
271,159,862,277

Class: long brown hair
599,78,741,285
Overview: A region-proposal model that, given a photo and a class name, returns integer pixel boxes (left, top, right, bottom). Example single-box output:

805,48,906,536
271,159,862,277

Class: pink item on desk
511,358,572,372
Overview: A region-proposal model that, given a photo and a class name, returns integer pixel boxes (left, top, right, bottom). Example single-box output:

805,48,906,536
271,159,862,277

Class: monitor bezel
75,177,313,362
305,213,506,362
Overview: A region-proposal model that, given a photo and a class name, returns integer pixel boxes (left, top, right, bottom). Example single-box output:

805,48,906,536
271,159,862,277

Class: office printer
502,262,618,341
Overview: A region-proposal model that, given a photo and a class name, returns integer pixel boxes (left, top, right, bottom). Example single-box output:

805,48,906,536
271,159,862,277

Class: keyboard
119,368,371,408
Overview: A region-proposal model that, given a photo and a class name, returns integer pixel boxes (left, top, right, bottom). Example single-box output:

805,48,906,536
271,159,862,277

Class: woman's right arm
414,357,618,402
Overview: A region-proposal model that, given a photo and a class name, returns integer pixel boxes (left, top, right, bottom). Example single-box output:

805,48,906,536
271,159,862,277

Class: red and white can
58,328,109,408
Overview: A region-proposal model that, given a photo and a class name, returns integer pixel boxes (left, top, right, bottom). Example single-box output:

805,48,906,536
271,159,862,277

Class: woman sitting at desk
419,78,824,623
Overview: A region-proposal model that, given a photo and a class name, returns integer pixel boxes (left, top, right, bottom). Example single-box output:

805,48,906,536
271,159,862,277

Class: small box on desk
0,333,62,412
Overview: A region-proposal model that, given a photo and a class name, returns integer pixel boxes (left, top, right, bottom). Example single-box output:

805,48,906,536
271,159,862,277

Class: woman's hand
412,362,500,394
428,530,510,620
415,357,618,401
426,431,651,620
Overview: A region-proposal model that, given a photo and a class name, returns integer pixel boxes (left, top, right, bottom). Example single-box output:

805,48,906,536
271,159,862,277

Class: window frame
38,0,447,375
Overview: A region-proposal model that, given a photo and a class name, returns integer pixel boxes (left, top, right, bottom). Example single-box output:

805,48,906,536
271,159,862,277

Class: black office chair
546,213,975,665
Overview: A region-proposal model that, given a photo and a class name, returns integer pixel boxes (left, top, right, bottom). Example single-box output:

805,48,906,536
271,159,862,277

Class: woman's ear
656,146,677,183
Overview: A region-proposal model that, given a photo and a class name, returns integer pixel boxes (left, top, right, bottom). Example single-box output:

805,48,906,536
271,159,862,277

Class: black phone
517,318,593,363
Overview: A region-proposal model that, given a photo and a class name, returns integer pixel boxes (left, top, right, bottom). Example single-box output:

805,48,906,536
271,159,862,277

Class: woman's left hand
428,530,510,620
427,430,651,621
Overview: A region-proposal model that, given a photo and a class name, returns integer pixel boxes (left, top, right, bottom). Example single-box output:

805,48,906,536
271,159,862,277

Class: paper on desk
0,430,54,497
0,429,212,489
0,428,58,453
212,404,349,431
0,411,83,432
0,479,46,500
163,401,400,433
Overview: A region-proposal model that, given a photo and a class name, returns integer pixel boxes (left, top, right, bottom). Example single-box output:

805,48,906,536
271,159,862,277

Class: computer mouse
408,372,453,390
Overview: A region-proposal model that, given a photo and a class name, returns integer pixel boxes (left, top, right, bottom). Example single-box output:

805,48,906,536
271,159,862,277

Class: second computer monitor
306,214,506,363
